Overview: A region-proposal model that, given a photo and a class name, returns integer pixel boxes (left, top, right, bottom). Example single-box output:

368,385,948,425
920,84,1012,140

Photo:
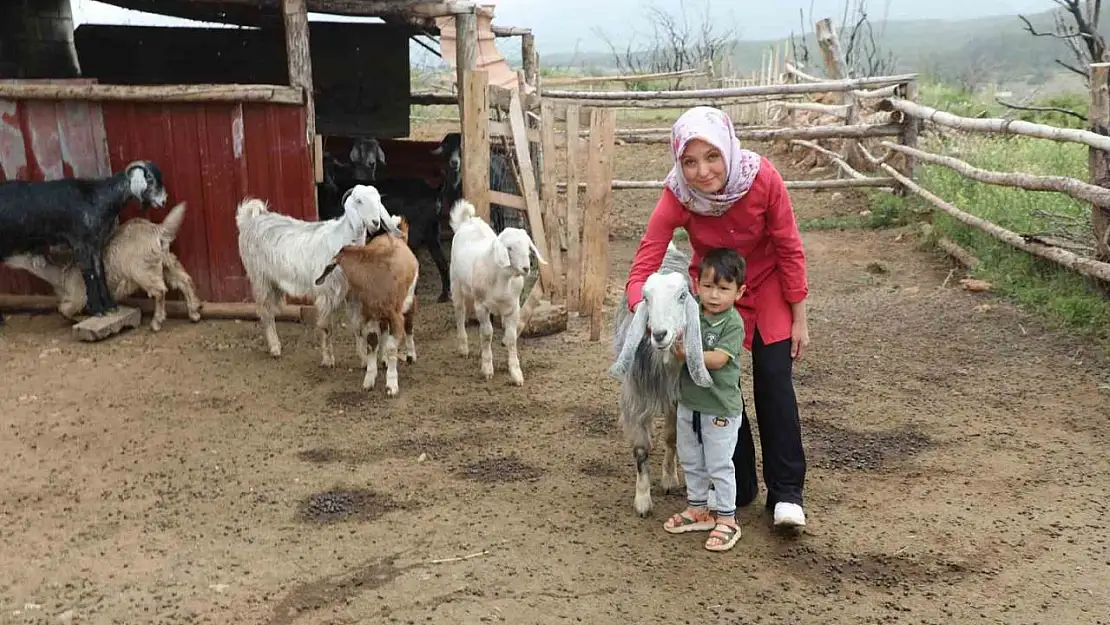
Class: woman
623,106,810,529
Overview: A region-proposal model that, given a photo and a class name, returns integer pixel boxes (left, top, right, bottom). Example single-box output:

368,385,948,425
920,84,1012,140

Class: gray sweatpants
676,403,742,517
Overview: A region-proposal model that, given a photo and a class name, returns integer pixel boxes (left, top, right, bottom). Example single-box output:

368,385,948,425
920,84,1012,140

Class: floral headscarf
664,106,761,217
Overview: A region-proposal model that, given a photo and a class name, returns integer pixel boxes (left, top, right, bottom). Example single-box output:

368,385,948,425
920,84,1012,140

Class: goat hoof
406,355,415,364
269,347,282,358
149,322,162,332
386,385,399,397
189,312,202,323
438,293,450,303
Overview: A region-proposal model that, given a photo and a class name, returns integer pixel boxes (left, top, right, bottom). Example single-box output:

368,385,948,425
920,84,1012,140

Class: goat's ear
348,144,361,163
609,303,648,379
374,142,386,165
493,239,511,268
682,294,714,387
525,235,548,265
128,165,149,198
430,145,443,156
381,205,403,237
341,188,354,210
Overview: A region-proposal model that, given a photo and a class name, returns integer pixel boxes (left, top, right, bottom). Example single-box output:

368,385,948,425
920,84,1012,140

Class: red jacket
624,156,808,352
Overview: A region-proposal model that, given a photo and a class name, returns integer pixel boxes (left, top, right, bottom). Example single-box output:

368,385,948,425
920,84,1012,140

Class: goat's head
349,138,386,182
125,160,168,210
342,184,403,238
608,271,713,387
493,227,547,277
430,132,462,191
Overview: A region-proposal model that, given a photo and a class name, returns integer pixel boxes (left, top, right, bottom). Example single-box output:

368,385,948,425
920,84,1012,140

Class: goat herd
0,132,548,400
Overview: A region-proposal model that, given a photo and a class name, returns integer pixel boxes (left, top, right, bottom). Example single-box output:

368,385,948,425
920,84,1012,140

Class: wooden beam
410,92,458,105
488,189,527,211
508,90,558,295
564,104,583,313
540,69,706,86
896,80,920,195
521,32,537,89
581,108,616,341
454,8,477,116
539,99,565,300
491,25,531,36
281,0,315,143
540,74,918,100
460,69,490,222
0,83,303,103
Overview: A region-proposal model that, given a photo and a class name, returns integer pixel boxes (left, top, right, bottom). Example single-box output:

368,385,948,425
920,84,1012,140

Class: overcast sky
71,0,1055,52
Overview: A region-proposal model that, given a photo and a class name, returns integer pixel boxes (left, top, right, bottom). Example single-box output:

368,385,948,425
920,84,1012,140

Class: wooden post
897,78,920,196
461,69,490,221
521,33,537,89
1089,63,1110,262
581,108,616,342
454,8,478,134
539,99,565,299
816,17,863,170
564,104,583,313
281,0,314,143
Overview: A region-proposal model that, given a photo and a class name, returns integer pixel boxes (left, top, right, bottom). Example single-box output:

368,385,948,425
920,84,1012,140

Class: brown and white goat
5,202,202,331
315,216,419,397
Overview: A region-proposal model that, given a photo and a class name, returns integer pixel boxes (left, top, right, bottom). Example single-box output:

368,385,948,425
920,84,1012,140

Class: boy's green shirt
678,301,745,417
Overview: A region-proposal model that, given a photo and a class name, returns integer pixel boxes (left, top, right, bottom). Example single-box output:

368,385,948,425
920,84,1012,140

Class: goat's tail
235,197,269,231
158,202,189,248
449,198,476,232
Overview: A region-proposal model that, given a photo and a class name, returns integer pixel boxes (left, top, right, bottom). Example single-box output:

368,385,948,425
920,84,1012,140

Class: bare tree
1018,0,1107,86
593,0,737,89
790,0,896,78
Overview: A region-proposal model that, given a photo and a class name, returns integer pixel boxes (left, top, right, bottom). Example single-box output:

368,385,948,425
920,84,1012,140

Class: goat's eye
678,291,687,301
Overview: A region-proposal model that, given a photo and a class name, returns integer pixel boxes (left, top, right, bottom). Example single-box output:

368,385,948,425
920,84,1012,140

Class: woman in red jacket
623,106,810,529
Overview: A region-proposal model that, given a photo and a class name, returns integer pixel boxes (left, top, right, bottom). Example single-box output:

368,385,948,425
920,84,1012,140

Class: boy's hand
673,337,686,362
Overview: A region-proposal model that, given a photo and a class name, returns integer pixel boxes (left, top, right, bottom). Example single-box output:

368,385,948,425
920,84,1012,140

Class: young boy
663,247,747,552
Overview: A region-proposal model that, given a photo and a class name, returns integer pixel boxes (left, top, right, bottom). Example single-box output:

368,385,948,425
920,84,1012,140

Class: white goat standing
235,185,401,366
448,199,547,386
609,241,714,517
5,201,202,331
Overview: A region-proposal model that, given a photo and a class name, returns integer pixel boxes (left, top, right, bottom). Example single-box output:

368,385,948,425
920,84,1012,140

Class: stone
71,306,142,342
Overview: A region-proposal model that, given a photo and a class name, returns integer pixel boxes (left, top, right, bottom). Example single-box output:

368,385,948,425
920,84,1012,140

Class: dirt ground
2,126,1110,625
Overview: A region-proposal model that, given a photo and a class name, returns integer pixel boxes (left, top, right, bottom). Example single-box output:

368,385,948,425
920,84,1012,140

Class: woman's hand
790,301,810,361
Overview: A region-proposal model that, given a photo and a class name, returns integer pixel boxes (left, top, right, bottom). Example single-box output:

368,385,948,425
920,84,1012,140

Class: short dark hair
697,247,746,285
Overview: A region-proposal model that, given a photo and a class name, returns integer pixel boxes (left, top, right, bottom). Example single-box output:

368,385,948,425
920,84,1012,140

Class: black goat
372,177,451,303
431,132,529,233
317,138,385,221
0,160,168,326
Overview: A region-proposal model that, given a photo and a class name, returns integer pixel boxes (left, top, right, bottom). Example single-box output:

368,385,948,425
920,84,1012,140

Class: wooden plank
313,133,324,184
454,10,478,115
281,0,315,146
0,83,304,104
539,99,565,300
1089,65,1110,260
72,306,142,342
489,189,527,211
507,90,558,295
461,69,490,222
489,119,540,142
564,104,582,313
581,108,616,342
25,100,64,180
57,101,107,178
0,99,28,181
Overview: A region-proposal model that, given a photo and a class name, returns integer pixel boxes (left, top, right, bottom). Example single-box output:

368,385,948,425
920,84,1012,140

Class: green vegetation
868,80,1110,346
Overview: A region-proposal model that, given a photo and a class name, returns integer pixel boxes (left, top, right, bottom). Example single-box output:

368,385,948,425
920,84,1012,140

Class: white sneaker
773,502,807,528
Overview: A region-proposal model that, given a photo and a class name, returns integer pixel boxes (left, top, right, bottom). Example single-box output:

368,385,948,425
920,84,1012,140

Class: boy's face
697,267,745,315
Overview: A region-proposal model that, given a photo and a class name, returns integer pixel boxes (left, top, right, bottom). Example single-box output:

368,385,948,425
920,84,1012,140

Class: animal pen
0,0,568,334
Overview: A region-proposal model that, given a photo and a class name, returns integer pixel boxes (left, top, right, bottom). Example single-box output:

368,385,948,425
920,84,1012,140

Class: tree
790,0,897,79
592,0,737,89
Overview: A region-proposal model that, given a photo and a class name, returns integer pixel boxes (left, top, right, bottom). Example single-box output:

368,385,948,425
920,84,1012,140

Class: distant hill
529,9,1106,95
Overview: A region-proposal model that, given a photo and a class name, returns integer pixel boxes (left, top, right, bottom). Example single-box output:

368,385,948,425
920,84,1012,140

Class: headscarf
664,106,762,217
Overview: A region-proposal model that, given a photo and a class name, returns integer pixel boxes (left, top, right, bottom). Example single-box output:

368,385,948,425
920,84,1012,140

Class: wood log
880,141,1110,206
461,69,490,221
789,140,868,180
539,99,565,300
584,123,902,144
0,295,308,322
540,74,919,101
879,97,1110,152
409,92,458,105
878,162,1110,283
768,101,851,117
521,32,537,89
920,223,981,269
1089,64,1110,261
281,0,314,143
540,69,706,86
491,25,531,36
555,177,896,192
520,301,569,338
548,96,810,109
0,82,303,104
564,105,583,313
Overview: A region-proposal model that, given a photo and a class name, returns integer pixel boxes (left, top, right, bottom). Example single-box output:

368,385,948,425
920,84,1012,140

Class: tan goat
315,215,419,397
5,202,202,331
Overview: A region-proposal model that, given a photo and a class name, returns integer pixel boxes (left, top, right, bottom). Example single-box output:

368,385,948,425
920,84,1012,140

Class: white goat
235,185,401,366
448,198,547,386
609,241,713,517
5,201,202,331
